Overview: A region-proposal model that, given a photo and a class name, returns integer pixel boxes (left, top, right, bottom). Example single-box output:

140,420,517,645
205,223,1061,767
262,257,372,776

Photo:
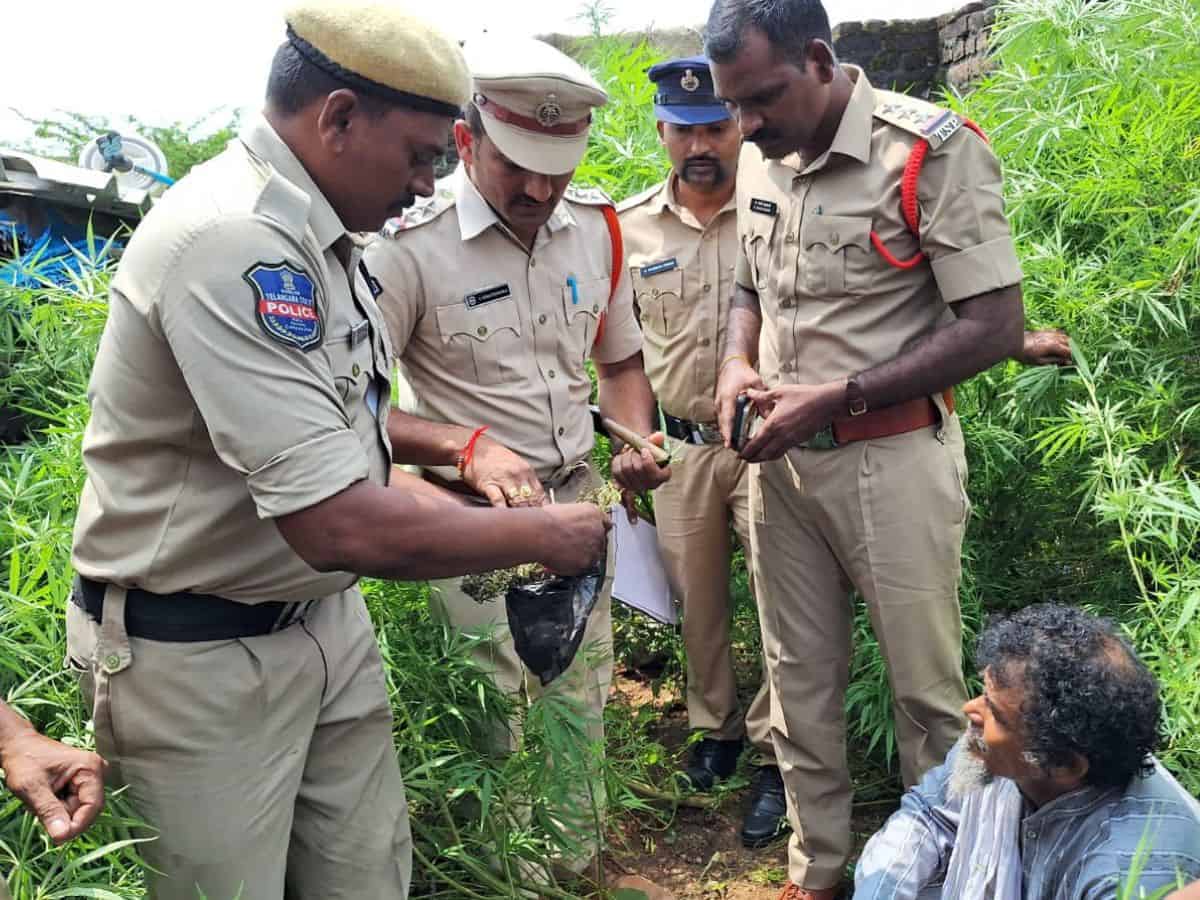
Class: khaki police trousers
428,464,613,869
653,441,772,757
749,416,971,890
66,585,410,900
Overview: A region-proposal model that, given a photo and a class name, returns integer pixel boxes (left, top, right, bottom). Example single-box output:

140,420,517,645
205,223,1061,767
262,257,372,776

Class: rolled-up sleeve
919,129,1023,304
158,215,367,519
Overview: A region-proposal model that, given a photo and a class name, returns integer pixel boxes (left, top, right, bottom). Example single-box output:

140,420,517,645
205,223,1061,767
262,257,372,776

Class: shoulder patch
382,186,457,238
616,181,666,215
564,183,614,208
873,91,964,151
245,261,323,352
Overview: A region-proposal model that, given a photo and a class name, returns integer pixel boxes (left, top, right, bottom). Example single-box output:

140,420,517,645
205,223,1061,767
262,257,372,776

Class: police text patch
245,261,322,352
465,284,512,309
749,198,778,217
640,258,679,278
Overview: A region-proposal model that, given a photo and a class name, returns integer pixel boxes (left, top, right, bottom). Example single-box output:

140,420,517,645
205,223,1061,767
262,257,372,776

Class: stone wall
938,0,1000,90
540,0,999,98
832,0,998,95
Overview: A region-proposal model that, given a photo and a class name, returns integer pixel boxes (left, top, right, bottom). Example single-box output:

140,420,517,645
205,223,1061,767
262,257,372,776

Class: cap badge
680,69,701,93
535,93,562,128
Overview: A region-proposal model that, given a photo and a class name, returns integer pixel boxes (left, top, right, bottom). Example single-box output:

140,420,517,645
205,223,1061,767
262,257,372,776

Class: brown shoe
778,884,844,900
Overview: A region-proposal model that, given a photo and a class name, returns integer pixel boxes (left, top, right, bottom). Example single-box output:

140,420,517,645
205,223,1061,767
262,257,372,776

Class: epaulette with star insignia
563,183,614,208
873,90,966,151
381,185,457,238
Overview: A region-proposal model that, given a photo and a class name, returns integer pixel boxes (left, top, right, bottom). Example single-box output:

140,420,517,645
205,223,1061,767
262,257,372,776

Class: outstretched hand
1015,329,1072,367
1,728,108,844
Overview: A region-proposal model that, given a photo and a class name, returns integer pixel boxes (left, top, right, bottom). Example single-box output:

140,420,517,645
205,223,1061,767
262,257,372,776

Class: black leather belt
664,413,723,446
72,576,302,642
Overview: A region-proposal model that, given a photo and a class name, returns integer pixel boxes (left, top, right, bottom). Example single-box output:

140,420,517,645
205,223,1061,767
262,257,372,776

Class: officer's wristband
455,426,490,476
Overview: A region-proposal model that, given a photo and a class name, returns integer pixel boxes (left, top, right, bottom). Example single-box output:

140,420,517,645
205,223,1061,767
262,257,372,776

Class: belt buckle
697,423,722,444
801,425,838,450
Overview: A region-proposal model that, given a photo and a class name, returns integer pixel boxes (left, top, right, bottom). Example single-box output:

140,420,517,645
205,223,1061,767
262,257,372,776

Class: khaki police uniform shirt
618,175,737,424
363,166,643,482
735,66,1022,389
71,115,393,604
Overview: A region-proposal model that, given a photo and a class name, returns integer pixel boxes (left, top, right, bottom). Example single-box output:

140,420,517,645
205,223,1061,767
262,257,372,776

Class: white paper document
610,504,677,625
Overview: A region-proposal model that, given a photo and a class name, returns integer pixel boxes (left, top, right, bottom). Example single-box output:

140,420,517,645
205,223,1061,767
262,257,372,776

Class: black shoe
682,737,743,791
740,765,791,849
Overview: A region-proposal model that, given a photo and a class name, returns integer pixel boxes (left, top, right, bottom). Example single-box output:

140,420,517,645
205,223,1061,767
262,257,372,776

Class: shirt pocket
800,214,874,297
330,315,378,419
630,267,685,338
743,212,779,293
560,276,608,363
434,298,524,384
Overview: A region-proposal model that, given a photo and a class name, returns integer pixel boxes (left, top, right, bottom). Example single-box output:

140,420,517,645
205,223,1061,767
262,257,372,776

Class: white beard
949,731,995,802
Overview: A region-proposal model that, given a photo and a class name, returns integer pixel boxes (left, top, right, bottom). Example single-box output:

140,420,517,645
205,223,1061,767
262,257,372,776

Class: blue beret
646,55,730,126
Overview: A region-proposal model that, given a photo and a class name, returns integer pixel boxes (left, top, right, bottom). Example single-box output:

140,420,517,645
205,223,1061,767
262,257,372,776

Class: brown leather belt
804,389,955,449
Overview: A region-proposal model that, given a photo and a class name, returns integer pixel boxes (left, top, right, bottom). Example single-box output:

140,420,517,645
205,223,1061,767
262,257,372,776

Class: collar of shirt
239,114,348,252
1020,782,1114,827
782,64,875,177
451,164,577,244
647,173,737,232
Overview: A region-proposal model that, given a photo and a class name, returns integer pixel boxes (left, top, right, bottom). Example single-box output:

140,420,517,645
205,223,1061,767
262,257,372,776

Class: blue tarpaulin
0,207,122,288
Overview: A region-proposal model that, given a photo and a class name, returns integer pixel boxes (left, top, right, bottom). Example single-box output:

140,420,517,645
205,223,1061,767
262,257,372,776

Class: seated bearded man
855,602,1200,900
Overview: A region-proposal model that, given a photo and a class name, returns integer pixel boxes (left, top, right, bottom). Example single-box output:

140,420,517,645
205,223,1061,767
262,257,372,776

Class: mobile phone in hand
731,393,757,451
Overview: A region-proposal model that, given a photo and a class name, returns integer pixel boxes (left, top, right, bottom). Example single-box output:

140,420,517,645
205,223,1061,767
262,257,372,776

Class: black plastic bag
505,553,606,686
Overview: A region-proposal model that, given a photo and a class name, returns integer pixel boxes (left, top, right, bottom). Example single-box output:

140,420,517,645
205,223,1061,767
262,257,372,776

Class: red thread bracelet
456,426,490,476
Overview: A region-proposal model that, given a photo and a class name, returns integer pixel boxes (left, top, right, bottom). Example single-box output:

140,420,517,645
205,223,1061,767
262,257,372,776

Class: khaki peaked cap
466,37,608,175
285,1,470,117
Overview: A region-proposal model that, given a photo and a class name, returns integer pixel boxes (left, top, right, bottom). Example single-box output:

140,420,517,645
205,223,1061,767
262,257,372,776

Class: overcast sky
3,0,960,158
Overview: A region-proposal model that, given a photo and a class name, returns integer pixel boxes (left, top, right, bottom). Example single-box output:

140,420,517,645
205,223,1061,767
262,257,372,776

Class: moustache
683,156,719,168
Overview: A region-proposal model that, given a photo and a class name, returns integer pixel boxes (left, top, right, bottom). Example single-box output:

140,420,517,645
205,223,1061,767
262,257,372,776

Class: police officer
66,6,608,898
617,56,785,849
705,1,1027,897
363,37,669,875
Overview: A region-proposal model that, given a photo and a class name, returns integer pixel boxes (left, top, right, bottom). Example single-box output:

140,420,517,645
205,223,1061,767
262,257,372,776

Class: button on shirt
364,166,642,481
618,175,737,424
855,744,1200,898
734,66,1023,389
72,115,393,603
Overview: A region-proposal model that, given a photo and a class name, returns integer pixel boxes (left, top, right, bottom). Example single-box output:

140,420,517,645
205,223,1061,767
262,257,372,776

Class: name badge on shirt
640,258,679,278
749,198,778,217
349,319,370,348
464,284,512,309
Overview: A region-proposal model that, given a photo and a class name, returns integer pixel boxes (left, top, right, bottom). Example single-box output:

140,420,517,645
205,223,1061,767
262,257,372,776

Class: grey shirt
855,744,1200,899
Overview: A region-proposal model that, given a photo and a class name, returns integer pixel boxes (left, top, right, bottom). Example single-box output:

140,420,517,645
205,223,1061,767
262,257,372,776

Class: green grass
5,0,1200,893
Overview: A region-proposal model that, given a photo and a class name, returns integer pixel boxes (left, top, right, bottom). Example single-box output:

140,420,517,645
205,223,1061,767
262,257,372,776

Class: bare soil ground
594,668,900,899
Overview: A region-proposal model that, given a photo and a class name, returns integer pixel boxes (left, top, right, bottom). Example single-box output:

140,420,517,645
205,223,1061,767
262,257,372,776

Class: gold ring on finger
518,484,533,499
